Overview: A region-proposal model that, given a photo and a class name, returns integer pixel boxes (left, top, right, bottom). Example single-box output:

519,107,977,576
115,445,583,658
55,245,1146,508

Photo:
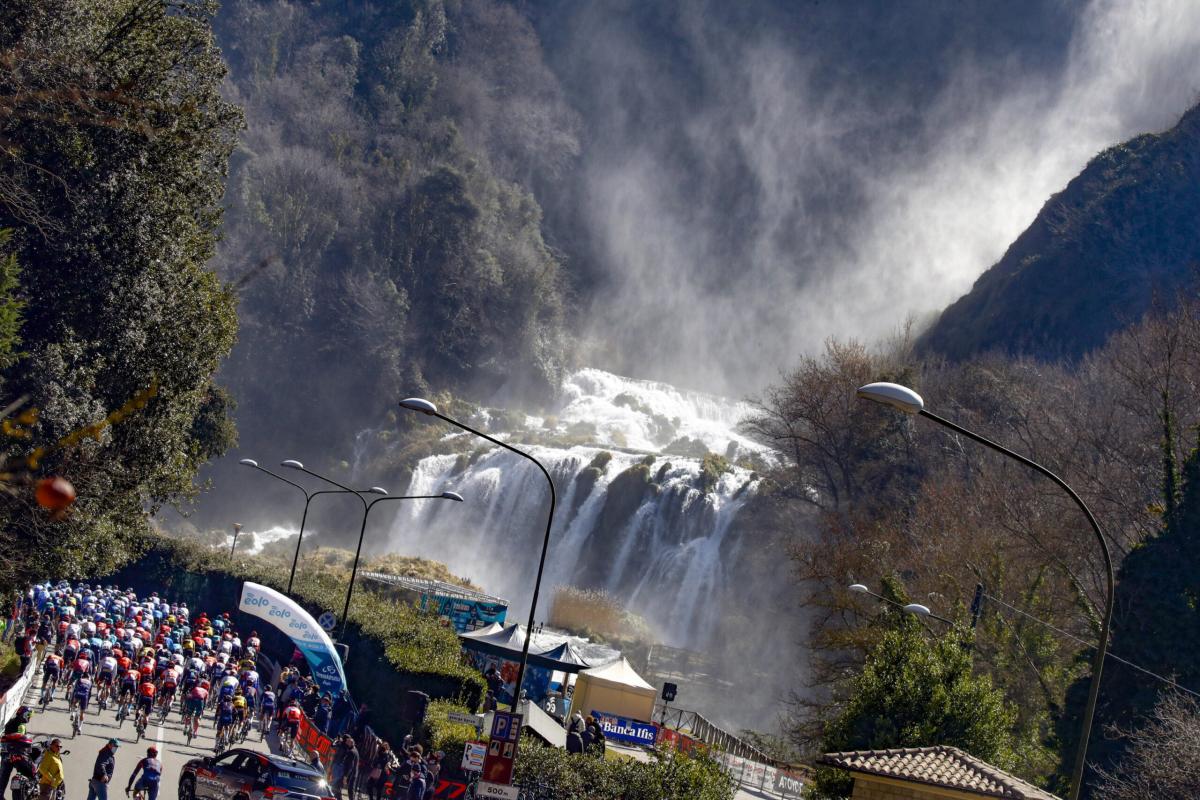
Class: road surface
19,672,278,799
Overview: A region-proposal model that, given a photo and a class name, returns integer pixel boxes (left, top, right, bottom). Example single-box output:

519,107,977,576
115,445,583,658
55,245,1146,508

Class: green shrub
513,738,736,800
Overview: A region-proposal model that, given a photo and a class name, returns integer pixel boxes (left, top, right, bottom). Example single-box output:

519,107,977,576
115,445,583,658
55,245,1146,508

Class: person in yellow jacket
36,738,65,800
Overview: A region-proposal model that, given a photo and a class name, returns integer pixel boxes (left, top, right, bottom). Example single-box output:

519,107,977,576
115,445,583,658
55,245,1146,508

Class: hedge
102,532,485,744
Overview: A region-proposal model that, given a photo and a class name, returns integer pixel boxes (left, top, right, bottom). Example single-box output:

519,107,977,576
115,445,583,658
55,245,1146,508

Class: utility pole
970,583,985,630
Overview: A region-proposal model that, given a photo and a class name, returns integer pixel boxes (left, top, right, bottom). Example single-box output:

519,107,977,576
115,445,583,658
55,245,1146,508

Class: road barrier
0,655,38,725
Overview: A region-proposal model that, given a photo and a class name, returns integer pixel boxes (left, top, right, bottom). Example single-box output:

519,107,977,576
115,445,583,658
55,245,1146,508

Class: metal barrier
653,703,773,762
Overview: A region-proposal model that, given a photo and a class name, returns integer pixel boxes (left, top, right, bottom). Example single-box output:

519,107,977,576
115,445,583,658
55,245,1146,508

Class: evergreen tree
814,580,1020,798
0,0,242,587
1059,428,1200,795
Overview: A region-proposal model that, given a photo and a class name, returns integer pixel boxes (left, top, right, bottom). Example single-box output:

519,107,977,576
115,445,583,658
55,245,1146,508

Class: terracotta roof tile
818,746,1061,799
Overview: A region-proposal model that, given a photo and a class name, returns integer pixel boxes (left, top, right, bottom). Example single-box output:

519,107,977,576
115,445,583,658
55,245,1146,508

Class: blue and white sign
317,611,337,631
594,711,658,746
238,582,348,696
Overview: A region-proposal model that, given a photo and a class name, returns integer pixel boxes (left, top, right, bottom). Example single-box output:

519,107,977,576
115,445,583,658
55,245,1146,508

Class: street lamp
280,460,463,640
342,489,465,639
230,523,243,558
856,382,1114,800
239,458,373,595
399,396,556,708
848,582,955,626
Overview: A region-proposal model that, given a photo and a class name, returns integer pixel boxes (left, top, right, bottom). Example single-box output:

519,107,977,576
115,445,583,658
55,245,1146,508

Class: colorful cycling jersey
232,695,247,709
188,686,209,702
117,656,131,671
72,658,91,674
74,676,92,698
138,682,156,698
161,668,179,688
217,702,234,724
123,669,140,685
99,656,117,673
284,705,303,723
260,692,276,709
43,654,63,673
221,675,239,690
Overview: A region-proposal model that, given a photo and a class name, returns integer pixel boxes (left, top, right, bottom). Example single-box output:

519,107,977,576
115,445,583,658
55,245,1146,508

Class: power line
982,591,1200,701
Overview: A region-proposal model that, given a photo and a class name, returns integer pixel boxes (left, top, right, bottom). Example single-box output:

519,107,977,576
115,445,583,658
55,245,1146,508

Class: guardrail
1,655,39,725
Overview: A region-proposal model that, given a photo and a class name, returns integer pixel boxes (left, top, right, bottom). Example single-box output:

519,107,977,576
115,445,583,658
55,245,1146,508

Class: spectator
86,738,119,800
483,666,503,699
313,696,333,734
331,689,354,736
13,627,31,672
587,717,606,757
331,734,359,800
352,703,370,738
367,740,397,800
482,691,497,713
403,747,427,800
35,739,64,800
423,752,441,800
566,713,585,754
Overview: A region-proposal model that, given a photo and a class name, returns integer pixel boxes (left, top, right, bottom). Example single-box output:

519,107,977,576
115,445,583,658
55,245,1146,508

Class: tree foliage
212,0,571,479
812,581,1022,798
1094,692,1200,800
0,0,241,589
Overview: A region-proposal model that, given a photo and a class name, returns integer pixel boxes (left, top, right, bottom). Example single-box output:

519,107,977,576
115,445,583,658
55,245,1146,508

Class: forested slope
920,103,1200,361
212,0,577,464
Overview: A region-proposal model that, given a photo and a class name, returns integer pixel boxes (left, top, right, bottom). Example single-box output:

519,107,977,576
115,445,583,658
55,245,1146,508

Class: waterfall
382,369,765,649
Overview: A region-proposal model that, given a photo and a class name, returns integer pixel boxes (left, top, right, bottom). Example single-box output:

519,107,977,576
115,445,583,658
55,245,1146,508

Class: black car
179,748,333,800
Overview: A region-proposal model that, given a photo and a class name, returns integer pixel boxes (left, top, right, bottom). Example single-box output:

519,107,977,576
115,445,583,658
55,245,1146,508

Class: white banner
238,582,348,695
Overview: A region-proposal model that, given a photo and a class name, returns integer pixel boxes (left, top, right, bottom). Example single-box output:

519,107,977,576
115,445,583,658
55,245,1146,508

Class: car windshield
275,768,325,790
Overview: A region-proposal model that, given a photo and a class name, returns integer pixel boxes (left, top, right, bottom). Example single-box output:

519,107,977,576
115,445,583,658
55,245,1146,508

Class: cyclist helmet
147,746,157,755
15,706,31,722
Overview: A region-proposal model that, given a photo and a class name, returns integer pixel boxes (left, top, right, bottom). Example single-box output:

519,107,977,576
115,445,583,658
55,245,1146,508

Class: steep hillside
920,104,1200,361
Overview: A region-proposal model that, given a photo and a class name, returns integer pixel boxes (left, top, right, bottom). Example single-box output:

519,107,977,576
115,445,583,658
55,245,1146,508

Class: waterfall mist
532,0,1200,396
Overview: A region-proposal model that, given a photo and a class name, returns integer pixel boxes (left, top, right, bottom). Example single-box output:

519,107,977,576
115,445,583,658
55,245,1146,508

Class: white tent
571,657,657,723
459,622,505,639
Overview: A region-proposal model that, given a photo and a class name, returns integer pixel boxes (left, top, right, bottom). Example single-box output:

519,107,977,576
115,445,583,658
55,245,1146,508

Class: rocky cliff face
920,103,1200,361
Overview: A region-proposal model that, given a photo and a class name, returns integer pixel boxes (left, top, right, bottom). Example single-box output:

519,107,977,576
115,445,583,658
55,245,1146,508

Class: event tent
570,656,657,723
458,625,594,673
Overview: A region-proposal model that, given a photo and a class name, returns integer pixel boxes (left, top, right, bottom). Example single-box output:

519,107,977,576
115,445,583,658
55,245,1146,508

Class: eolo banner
238,581,348,696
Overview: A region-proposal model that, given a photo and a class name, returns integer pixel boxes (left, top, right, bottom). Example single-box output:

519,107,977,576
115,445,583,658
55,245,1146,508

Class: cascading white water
382,369,764,649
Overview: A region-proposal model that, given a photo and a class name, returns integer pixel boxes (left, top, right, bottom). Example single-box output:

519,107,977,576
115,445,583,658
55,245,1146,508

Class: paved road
19,672,277,799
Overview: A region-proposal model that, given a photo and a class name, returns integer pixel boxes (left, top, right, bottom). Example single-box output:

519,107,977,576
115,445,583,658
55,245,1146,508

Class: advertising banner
774,770,806,798
593,711,658,746
238,581,348,696
422,594,508,633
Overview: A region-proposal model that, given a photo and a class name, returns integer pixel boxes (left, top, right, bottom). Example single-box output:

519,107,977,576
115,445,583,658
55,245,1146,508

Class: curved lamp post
856,382,1114,800
848,582,955,626
280,459,463,640
399,396,556,707
239,458,372,595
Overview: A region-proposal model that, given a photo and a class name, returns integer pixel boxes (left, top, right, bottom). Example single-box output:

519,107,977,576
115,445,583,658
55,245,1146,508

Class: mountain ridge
919,102,1200,361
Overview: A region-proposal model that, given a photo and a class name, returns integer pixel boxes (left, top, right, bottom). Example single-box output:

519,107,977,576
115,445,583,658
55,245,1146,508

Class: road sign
661,682,677,702
317,611,336,631
476,783,519,800
482,711,522,785
449,711,485,727
462,741,487,772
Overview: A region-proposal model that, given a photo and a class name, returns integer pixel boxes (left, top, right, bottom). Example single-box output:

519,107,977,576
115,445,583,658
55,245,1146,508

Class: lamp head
368,487,388,495
440,491,464,502
238,459,258,468
399,397,438,415
281,460,304,470
848,584,869,594
856,382,925,414
903,603,932,617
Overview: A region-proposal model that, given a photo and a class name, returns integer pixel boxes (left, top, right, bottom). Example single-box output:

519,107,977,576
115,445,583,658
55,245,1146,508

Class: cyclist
125,745,163,800
119,666,140,705
215,696,235,746
71,672,94,723
158,664,180,712
281,700,303,744
219,672,239,703
184,681,208,738
231,691,249,737
69,651,92,692
41,652,63,697
97,650,118,703
259,688,276,732
136,679,157,728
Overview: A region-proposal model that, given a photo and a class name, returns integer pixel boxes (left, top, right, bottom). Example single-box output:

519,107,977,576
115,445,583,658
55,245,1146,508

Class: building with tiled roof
818,746,1061,800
